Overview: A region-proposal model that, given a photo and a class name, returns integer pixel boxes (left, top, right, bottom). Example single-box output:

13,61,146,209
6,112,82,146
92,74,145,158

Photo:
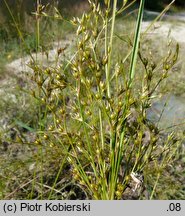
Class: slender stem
150,172,160,200
106,0,118,98
105,11,109,97
143,0,175,35
128,0,145,87
77,80,98,178
36,0,41,55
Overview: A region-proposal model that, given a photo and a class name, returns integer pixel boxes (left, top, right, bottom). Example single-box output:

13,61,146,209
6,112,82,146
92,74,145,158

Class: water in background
147,94,185,130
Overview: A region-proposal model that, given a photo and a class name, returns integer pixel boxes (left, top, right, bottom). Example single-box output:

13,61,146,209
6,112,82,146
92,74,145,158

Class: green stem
128,0,145,87
36,0,40,55
106,0,118,98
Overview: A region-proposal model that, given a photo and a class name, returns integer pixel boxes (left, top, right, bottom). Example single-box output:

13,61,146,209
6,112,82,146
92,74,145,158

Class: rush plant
28,0,179,199
1,0,181,199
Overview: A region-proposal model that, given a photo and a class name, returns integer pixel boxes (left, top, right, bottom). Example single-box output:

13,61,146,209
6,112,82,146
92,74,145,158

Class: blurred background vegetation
145,0,185,10
0,0,184,71
0,0,185,41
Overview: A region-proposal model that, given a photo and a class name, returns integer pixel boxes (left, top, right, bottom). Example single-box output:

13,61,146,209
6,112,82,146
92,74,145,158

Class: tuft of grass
28,0,180,199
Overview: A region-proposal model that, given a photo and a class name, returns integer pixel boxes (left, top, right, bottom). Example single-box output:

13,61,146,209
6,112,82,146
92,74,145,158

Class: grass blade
128,0,145,87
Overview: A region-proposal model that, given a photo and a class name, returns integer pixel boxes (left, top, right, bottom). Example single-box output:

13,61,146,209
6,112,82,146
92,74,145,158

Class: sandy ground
142,21,185,44
5,34,75,76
